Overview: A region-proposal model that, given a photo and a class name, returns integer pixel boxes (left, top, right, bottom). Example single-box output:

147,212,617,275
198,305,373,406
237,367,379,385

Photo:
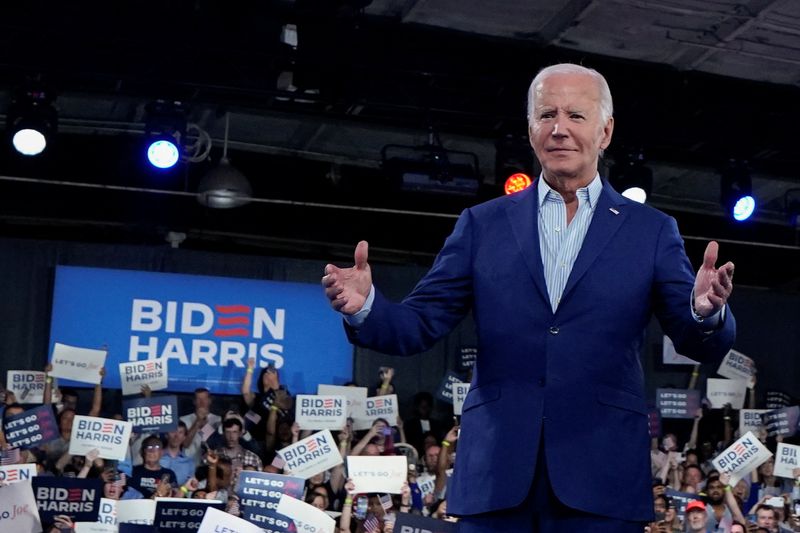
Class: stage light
197,113,252,209
496,134,535,195
720,159,756,222
144,100,187,170
608,151,652,204
6,86,57,157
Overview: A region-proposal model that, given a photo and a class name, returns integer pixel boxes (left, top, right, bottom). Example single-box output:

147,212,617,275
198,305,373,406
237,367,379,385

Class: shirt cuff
342,285,375,328
690,290,725,331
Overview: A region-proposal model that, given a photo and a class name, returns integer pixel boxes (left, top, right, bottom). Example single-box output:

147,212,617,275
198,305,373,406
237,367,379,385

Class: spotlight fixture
144,100,187,170
197,113,252,209
7,85,57,156
608,151,652,204
720,159,756,222
495,133,535,195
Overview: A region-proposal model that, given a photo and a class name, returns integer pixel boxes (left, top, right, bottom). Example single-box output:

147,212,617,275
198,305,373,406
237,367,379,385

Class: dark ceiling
0,0,798,289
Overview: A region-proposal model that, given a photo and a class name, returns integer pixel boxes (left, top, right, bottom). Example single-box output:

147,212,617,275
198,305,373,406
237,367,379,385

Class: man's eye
539,112,555,119
570,114,585,120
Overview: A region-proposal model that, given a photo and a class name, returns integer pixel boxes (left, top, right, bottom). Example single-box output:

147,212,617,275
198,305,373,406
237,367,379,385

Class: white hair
526,63,613,125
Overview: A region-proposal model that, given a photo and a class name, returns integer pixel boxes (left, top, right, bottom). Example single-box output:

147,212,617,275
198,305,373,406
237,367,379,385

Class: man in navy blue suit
322,63,736,532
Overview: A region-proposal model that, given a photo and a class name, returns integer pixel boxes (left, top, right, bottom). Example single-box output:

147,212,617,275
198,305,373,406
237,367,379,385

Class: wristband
441,440,451,447
246,368,254,374
380,384,389,391
344,497,353,505
724,485,732,492
270,405,279,412
691,371,699,377
46,377,53,384
180,485,189,494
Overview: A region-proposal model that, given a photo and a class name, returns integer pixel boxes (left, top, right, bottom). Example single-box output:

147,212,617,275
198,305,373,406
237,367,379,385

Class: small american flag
0,447,20,465
271,455,286,469
363,515,380,533
379,494,393,510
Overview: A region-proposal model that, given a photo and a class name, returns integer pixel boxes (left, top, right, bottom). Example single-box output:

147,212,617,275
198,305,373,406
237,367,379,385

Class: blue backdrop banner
49,266,353,395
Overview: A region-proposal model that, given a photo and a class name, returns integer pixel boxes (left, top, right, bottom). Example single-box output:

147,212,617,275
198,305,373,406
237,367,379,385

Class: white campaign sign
662,335,699,365
0,480,41,533
97,497,117,526
712,431,773,485
198,506,264,533
295,395,347,431
740,409,770,437
277,494,336,533
117,498,156,524
717,349,756,388
347,455,408,494
774,443,800,479
118,359,168,396
416,473,436,497
277,430,343,480
317,384,367,418
0,464,37,484
352,394,399,430
75,523,116,533
6,371,58,404
49,343,107,384
69,415,133,461
707,378,748,409
453,383,471,416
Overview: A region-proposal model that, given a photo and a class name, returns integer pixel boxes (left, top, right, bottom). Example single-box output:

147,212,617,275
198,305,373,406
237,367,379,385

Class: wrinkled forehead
533,73,602,108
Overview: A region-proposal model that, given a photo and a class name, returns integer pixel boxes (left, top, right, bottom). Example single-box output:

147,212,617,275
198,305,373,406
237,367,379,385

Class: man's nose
551,117,567,137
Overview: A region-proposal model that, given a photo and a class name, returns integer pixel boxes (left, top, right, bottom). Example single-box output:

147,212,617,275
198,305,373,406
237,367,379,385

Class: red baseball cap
685,500,706,513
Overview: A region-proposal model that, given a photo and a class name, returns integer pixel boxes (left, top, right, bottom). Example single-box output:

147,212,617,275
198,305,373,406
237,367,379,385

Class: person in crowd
214,417,262,491
181,387,222,463
127,434,178,499
160,421,196,486
242,357,290,442
685,500,712,533
322,62,736,531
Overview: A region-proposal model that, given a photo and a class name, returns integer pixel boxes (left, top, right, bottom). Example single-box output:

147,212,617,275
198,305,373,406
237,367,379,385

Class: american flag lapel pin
609,207,619,215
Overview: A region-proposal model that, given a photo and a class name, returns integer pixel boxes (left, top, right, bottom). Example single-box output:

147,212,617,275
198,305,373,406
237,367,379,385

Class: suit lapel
559,181,628,306
506,183,550,305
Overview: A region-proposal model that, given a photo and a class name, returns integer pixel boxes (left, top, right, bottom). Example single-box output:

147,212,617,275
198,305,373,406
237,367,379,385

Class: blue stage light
732,195,756,221
12,128,47,156
146,139,180,169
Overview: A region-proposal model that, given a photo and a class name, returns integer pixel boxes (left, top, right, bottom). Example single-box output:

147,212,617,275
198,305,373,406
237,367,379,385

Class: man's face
729,525,745,533
686,509,707,531
194,391,211,411
425,445,441,471
143,441,162,464
224,425,241,448
684,466,702,487
756,509,776,529
62,394,78,411
707,479,725,503
167,427,186,448
529,72,613,185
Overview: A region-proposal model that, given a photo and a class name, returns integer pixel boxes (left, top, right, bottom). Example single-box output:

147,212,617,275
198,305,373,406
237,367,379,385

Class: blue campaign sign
33,476,103,523
154,498,225,533
395,513,457,533
236,471,304,533
49,266,353,395
123,395,179,433
4,405,60,449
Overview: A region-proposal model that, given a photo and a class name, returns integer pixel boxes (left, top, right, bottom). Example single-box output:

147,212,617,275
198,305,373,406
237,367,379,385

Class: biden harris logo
128,299,286,368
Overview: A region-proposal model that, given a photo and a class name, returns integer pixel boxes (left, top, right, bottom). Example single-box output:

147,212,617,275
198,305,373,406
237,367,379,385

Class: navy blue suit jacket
347,179,735,521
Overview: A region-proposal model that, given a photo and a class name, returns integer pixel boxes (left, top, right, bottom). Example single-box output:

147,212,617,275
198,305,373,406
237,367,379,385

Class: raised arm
242,357,256,407
88,367,105,417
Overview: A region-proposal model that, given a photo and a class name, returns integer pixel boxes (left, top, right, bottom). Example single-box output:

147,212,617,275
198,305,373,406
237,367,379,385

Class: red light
504,173,532,195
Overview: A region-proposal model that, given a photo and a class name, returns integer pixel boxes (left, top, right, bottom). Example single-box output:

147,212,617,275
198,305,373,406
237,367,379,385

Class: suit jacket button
549,326,559,335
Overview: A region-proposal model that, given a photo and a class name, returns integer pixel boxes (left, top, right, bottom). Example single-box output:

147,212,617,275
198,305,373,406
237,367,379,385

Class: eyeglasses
145,445,162,450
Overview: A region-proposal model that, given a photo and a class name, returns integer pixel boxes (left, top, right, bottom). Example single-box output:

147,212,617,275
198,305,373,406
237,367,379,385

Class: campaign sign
395,512,457,533
75,523,117,533
434,372,464,405
49,343,107,385
416,473,436,498
117,499,156,525
317,385,367,419
198,507,264,533
717,349,756,388
711,431,772,484
276,430,343,480
97,497,117,526
49,266,353,395
774,442,800,479
32,476,103,523
0,464,37,485
766,390,793,410
655,389,700,419
458,346,477,371
763,406,800,438
647,408,662,438
662,336,699,365
120,525,157,533
119,359,168,396
123,396,178,434
740,409,770,437
154,498,224,533
706,378,748,409
236,471,303,533
347,455,408,494
453,383,471,416
276,494,336,533
0,480,41,533
664,488,698,522
353,395,399,430
3,405,60,449
295,395,347,431
69,415,133,461
6,371,57,404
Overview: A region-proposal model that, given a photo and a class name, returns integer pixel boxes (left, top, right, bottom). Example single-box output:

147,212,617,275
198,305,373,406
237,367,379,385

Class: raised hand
322,241,372,315
693,241,734,317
